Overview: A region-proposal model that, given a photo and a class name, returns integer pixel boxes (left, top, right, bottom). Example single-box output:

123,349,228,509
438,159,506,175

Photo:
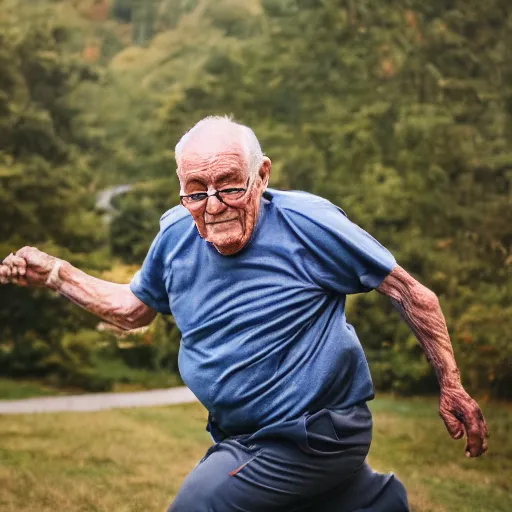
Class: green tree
0,11,112,389
158,0,512,397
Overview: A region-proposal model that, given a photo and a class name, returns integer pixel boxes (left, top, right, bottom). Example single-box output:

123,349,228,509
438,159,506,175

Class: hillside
0,0,510,398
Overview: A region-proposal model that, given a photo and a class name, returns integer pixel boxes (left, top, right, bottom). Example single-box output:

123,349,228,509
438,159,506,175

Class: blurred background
0,1,510,511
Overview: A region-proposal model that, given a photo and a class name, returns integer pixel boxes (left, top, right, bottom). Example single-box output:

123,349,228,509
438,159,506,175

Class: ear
258,157,271,189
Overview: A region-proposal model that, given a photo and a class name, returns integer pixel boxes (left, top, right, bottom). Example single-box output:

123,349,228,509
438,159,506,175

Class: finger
479,414,489,454
14,258,27,277
11,263,20,278
11,277,29,288
477,409,490,438
10,255,27,267
8,261,25,278
2,253,15,266
472,408,489,455
1,262,25,278
465,422,484,457
0,265,11,278
441,411,464,439
5,253,26,267
482,436,488,454
15,265,26,277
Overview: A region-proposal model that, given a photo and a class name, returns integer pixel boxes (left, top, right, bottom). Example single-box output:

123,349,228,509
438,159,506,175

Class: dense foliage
0,10,109,390
0,0,510,397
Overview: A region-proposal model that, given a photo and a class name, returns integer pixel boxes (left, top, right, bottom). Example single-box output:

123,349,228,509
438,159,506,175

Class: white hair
175,115,264,183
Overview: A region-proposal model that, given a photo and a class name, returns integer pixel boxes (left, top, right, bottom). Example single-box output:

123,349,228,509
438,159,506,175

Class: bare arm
377,265,489,457
54,262,156,330
0,247,157,331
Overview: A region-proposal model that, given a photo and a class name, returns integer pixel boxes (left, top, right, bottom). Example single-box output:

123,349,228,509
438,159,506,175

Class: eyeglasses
180,179,250,210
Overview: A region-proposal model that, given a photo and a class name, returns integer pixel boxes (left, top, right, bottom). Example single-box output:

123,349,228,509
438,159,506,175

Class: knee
167,478,214,512
167,459,237,512
382,475,410,512
349,464,410,512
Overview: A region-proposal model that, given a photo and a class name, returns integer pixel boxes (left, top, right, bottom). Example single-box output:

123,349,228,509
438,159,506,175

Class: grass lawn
0,395,510,512
0,365,183,399
0,379,65,400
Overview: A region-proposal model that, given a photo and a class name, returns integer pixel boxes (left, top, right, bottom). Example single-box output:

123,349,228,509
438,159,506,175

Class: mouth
205,218,238,225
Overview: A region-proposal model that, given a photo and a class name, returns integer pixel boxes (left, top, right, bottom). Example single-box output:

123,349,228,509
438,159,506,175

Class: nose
205,194,227,215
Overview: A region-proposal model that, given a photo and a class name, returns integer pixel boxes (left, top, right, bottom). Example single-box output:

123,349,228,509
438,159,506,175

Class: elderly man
1,116,488,511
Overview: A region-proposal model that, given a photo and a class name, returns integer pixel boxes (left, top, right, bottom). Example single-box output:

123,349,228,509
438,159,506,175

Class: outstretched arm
0,247,157,331
377,265,489,457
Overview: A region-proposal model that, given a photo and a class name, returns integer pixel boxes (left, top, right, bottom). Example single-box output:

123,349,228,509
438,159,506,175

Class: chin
206,225,242,244
211,236,242,252
203,221,254,255
212,235,249,255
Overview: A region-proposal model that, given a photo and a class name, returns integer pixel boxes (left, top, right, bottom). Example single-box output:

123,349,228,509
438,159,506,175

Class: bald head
175,116,271,256
175,116,264,182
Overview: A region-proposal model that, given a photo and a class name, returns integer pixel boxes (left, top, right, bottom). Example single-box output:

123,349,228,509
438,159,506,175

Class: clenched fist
439,384,489,457
0,247,61,289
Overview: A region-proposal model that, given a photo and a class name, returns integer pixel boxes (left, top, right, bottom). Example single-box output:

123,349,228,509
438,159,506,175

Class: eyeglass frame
179,177,252,209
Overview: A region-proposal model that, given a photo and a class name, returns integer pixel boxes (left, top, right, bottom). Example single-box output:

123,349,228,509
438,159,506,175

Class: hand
439,384,489,457
0,247,59,288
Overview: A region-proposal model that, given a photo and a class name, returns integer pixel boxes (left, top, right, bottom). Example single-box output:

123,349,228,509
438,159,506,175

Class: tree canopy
1,0,510,397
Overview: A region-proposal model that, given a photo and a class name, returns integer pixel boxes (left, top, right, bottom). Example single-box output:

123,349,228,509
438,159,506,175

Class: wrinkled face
179,144,271,255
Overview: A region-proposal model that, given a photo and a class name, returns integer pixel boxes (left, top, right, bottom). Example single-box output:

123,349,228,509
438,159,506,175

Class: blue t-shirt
130,189,396,437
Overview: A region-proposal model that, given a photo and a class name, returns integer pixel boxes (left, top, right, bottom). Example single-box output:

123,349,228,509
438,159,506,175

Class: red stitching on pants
229,461,250,477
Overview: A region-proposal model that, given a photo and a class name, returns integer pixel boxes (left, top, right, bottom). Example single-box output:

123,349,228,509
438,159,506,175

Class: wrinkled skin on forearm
0,247,156,331
377,265,489,457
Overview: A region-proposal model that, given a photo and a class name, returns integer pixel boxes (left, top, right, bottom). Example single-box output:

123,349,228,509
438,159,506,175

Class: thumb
441,410,464,440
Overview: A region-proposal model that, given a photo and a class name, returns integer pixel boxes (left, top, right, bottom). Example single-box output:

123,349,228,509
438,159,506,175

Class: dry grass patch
0,403,211,512
369,395,512,512
0,395,510,511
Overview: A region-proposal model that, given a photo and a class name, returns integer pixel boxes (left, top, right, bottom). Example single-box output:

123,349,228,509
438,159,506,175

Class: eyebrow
184,169,240,187
184,178,206,190
216,170,240,183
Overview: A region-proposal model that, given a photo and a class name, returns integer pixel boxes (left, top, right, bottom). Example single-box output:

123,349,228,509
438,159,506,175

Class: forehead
179,147,247,182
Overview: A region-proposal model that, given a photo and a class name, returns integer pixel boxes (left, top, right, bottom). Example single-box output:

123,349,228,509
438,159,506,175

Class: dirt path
0,386,198,414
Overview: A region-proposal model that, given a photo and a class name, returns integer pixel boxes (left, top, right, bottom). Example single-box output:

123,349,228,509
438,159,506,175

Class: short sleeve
130,232,171,315
287,201,396,295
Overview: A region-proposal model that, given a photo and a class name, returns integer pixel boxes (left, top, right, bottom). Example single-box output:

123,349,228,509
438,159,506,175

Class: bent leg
168,440,268,512
353,474,409,512
169,438,369,512
301,462,410,512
